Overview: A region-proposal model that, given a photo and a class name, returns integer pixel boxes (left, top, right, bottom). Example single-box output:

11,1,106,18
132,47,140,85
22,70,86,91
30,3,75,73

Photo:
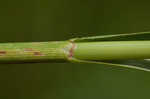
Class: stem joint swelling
68,41,76,60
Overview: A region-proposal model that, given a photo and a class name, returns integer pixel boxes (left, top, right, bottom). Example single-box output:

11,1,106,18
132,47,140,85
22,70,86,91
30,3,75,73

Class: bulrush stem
73,41,150,61
0,41,72,63
0,40,150,64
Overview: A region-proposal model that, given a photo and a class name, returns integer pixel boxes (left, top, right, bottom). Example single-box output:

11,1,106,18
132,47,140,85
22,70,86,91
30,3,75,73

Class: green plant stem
73,41,150,61
0,40,150,64
0,41,71,63
74,41,150,61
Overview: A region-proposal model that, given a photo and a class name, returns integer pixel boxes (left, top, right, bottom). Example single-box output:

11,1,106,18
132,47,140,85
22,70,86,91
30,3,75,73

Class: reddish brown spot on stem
68,42,76,58
33,51,43,56
0,51,6,55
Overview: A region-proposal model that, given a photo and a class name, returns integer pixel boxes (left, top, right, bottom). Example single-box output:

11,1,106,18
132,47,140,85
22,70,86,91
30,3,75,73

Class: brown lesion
24,48,44,56
0,51,6,55
33,51,43,56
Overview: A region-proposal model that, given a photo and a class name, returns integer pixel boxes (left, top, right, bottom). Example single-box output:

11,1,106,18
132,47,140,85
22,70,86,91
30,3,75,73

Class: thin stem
0,41,71,63
0,40,150,64
73,41,150,61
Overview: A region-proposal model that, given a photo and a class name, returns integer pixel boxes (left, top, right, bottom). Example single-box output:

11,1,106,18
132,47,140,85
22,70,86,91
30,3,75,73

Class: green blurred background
0,0,150,99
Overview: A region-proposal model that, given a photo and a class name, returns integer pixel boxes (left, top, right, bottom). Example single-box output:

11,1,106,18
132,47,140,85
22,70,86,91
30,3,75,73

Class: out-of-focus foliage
0,0,150,99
